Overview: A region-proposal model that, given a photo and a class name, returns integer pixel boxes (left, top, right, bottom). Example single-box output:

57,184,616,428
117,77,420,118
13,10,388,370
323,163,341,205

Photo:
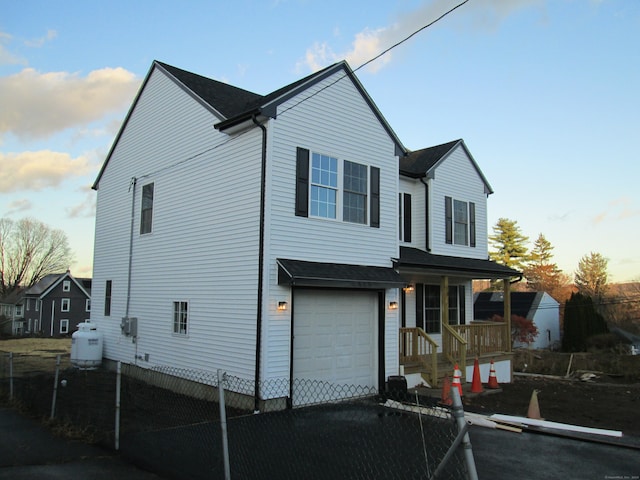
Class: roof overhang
277,258,405,289
395,247,521,280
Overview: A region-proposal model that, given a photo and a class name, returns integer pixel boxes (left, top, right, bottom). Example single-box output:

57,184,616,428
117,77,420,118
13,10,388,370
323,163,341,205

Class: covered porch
394,247,521,387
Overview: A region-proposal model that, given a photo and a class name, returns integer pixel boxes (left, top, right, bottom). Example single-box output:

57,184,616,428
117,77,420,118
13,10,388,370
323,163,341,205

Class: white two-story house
91,60,518,408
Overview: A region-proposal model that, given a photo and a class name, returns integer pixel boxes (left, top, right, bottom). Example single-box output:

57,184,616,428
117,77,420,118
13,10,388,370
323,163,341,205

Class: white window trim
60,319,69,334
62,280,71,292
86,299,91,312
61,298,70,312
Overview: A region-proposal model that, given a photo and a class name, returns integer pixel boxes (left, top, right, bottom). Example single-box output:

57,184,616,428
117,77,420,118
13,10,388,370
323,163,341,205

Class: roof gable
25,271,91,299
400,139,493,194
93,60,407,189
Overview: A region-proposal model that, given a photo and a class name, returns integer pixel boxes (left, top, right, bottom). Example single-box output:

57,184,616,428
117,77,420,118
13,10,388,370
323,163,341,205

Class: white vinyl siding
92,67,261,379
429,146,488,259
262,69,400,381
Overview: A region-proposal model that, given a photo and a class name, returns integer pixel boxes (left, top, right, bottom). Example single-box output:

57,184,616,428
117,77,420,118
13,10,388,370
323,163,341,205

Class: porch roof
277,258,405,289
394,247,521,280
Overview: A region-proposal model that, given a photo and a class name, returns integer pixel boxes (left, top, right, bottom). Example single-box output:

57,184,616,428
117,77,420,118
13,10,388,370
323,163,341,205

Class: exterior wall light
389,301,399,310
277,301,288,311
403,285,415,293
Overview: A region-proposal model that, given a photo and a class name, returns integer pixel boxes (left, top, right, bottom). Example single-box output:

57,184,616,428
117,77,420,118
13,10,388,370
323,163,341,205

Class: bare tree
0,217,74,296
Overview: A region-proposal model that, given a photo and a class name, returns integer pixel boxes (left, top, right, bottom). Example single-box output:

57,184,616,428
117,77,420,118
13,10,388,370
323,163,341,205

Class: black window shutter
403,193,412,242
445,196,452,244
469,202,476,247
295,148,309,217
370,166,380,228
415,283,424,330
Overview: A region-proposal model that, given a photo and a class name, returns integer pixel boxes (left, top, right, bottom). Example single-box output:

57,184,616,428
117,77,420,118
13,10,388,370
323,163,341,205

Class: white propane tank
70,321,103,369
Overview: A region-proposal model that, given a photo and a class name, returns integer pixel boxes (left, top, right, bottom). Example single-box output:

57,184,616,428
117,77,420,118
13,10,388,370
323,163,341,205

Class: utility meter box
120,317,138,337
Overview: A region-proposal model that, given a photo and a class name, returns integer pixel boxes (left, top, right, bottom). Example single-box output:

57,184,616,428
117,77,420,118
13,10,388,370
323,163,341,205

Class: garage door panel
293,290,377,405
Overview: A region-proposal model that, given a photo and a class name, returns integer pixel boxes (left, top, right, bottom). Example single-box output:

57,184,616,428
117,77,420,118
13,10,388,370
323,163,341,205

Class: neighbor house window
16,304,23,317
63,280,70,292
36,300,39,312
445,197,475,247
296,148,379,227
105,280,112,316
173,301,188,335
140,182,154,234
61,298,70,312
86,299,91,312
60,319,69,334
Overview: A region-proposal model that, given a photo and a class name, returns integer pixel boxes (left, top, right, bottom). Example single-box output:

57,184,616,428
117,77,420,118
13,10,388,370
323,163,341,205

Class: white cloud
5,198,32,215
0,150,93,193
0,31,27,66
300,0,545,73
66,187,96,219
0,67,140,140
24,29,58,48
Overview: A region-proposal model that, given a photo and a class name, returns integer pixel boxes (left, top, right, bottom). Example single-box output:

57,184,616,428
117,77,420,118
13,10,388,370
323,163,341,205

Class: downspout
50,300,55,337
252,114,267,413
419,177,431,251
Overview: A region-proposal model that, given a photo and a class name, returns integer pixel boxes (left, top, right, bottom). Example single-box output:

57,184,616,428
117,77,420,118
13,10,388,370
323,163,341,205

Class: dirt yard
2,339,640,438
463,374,640,436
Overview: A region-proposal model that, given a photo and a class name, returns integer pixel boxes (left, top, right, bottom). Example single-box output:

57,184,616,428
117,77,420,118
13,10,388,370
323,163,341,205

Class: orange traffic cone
471,357,483,393
527,389,543,419
440,374,453,406
452,364,463,397
487,359,500,389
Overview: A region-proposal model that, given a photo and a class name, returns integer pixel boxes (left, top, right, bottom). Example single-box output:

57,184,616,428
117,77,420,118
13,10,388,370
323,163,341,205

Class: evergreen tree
562,292,608,352
574,252,609,300
523,233,566,299
489,218,529,272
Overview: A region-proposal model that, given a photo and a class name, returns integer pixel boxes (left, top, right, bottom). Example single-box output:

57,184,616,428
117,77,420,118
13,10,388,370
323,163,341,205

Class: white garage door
293,290,377,405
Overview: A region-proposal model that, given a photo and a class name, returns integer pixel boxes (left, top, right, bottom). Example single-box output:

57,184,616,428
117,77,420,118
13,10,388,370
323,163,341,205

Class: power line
133,0,471,181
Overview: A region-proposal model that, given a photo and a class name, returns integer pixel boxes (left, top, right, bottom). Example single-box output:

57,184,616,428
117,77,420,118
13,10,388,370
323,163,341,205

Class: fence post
8,353,13,401
50,354,61,420
218,369,231,480
115,361,121,451
451,387,478,480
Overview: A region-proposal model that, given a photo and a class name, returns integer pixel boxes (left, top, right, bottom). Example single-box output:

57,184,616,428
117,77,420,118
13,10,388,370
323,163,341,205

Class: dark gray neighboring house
23,271,92,337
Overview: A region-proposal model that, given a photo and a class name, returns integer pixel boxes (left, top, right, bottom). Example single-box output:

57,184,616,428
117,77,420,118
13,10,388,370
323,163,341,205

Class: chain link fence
1,351,475,479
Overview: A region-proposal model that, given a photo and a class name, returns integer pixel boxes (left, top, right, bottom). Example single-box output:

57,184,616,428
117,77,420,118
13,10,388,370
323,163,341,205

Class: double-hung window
310,153,338,219
297,147,379,227
173,301,188,335
61,298,70,312
445,197,476,247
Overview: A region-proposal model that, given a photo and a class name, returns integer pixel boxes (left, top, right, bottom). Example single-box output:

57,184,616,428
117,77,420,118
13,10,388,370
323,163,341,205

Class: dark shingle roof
474,291,541,320
156,62,262,118
24,274,61,296
400,140,461,177
396,247,520,279
277,258,405,288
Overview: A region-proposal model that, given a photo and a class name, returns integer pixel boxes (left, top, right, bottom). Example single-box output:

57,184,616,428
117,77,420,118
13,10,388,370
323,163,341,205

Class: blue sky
1,0,639,282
